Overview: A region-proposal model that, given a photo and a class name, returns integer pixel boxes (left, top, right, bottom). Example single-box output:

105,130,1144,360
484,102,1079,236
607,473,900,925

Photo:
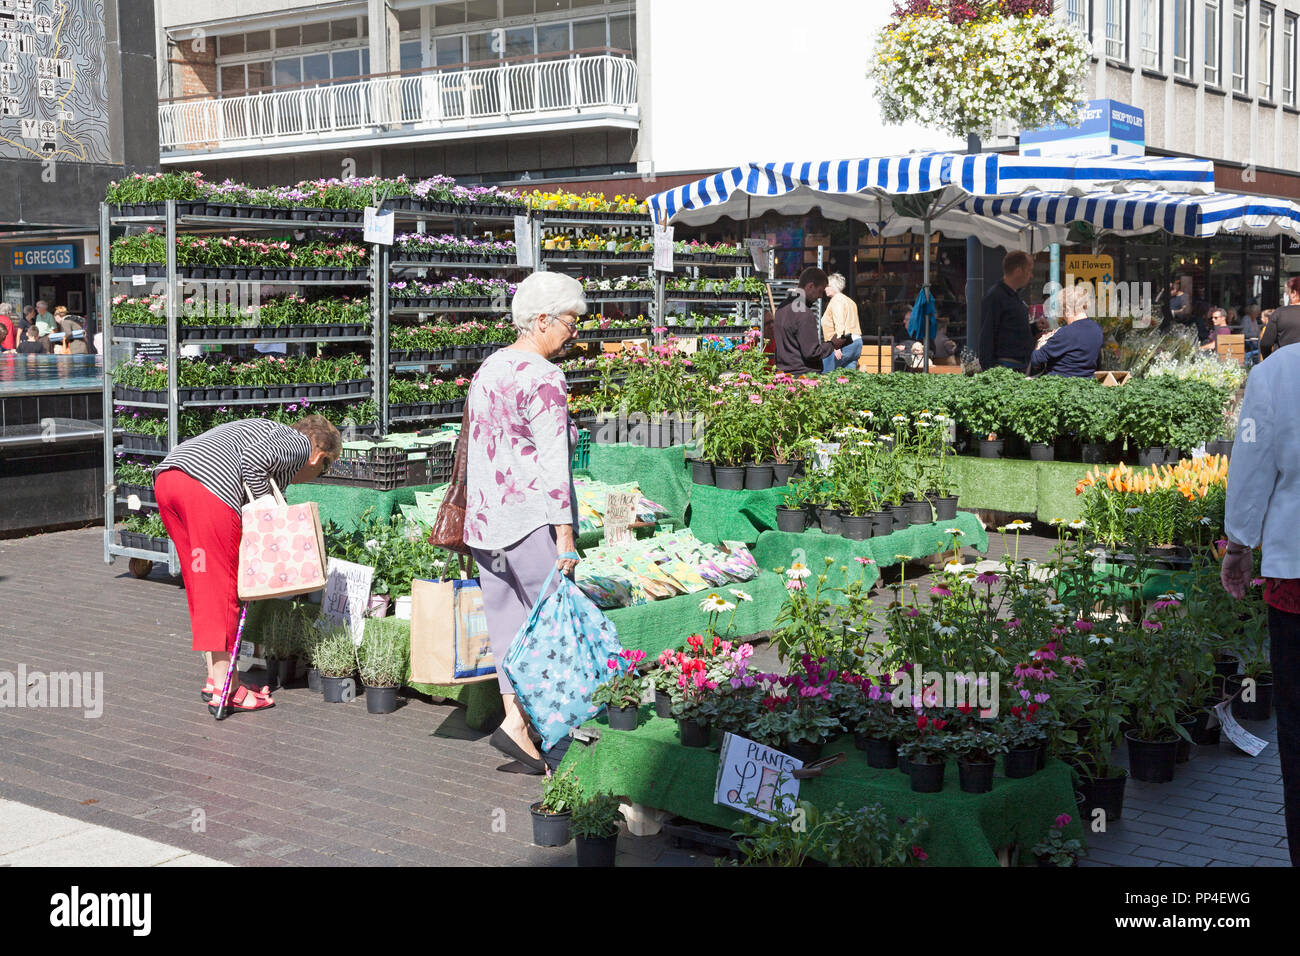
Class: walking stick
211,602,249,721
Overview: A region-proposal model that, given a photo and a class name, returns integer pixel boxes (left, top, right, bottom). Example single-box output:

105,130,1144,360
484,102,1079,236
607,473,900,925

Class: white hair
827,273,846,294
1061,283,1092,322
511,271,587,335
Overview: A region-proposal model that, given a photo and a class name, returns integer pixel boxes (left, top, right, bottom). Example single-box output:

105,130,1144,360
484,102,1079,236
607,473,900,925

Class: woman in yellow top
820,273,863,372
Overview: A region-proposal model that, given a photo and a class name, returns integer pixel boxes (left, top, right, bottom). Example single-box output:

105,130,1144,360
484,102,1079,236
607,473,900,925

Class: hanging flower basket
869,1,1091,140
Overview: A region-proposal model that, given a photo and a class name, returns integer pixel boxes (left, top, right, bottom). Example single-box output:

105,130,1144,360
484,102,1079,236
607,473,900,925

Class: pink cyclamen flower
1055,813,1072,829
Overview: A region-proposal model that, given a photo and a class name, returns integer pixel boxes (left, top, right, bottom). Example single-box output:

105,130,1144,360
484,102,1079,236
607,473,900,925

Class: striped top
155,420,312,514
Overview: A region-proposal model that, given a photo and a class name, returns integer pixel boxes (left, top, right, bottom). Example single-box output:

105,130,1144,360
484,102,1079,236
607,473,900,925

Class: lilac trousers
471,524,564,694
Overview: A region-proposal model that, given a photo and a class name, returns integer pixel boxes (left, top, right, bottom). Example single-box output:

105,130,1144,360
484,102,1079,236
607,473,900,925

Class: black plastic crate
316,446,422,491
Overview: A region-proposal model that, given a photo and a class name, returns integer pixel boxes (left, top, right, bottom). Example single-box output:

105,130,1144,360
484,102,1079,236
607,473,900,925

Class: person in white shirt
1222,340,1300,865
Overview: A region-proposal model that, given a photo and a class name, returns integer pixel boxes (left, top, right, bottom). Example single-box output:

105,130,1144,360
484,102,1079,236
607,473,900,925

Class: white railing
159,54,638,152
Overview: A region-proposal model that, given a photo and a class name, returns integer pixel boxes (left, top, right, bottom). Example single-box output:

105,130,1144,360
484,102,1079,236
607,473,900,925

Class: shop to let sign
10,243,77,270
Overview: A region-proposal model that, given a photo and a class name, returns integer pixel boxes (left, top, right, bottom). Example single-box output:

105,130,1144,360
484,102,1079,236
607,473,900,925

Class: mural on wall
0,0,111,163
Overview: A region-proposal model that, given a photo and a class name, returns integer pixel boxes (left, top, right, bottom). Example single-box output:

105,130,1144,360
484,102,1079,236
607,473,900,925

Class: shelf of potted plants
99,184,382,576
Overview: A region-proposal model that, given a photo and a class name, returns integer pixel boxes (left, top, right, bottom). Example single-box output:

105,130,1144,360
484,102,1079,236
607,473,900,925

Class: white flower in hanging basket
869,3,1092,140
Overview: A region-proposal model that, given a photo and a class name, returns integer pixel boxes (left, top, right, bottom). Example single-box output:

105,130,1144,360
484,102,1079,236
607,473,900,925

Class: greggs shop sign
10,243,79,271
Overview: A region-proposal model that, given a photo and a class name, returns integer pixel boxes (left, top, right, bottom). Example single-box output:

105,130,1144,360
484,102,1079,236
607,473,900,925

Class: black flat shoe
490,727,546,772
497,760,544,775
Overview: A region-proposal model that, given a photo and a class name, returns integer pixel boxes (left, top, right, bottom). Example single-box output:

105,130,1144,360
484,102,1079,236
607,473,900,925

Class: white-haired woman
1029,282,1103,378
820,272,863,372
465,271,583,774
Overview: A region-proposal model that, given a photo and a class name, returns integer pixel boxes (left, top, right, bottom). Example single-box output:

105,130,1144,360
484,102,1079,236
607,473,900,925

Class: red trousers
155,468,242,654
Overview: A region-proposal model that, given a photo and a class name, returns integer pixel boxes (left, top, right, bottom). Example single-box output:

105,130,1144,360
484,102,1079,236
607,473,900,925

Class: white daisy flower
944,528,965,537
786,563,811,580
943,561,965,574
1005,519,1032,531
700,593,736,613
729,588,753,602
1069,519,1087,530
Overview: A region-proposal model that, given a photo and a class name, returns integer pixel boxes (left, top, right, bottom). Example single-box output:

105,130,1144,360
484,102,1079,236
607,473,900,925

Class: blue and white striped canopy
645,154,1217,227
962,189,1300,239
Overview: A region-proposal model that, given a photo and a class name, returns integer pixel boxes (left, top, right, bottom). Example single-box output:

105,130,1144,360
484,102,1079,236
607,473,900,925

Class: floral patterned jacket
463,348,577,550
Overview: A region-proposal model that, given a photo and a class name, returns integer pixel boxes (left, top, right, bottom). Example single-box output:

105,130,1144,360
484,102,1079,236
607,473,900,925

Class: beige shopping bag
237,480,328,601
408,577,495,684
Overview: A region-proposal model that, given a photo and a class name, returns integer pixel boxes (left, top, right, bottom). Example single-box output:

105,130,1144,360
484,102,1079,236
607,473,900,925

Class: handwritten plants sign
714,732,801,822
319,558,375,646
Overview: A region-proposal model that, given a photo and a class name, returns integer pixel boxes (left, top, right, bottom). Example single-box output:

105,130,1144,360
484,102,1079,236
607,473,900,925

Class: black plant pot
871,512,894,538
1078,770,1128,822
1190,705,1221,746
898,753,910,775
1227,673,1274,721
1137,446,1166,467
1081,441,1108,464
979,439,1005,459
841,514,874,540
933,496,959,521
771,462,796,485
744,463,774,490
816,507,843,535
909,759,945,793
279,657,299,687
262,657,281,692
906,498,933,525
1003,746,1038,779
654,690,672,719
1125,731,1178,783
321,676,355,703
713,466,745,491
678,718,711,748
530,803,572,847
775,507,807,533
364,685,399,714
1212,653,1240,680
958,759,995,794
784,739,822,764
889,505,910,532
607,705,639,731
860,735,898,769
306,667,322,693
1029,442,1055,462
574,833,618,867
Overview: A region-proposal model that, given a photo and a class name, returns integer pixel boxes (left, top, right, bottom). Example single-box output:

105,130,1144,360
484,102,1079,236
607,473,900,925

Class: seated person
932,317,959,365
820,273,863,372
1029,284,1102,378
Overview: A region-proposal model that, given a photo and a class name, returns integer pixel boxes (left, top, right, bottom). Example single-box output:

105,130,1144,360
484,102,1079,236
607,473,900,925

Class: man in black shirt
977,251,1037,373
774,267,849,374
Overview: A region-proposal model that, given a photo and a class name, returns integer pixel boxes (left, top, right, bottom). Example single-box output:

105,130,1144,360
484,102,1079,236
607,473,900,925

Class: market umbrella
645,154,1219,369
961,188,1300,240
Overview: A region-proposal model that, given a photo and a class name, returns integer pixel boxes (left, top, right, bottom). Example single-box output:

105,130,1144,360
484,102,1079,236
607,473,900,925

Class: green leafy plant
539,768,583,815
570,792,622,839
312,624,357,679
1032,812,1085,866
357,617,409,688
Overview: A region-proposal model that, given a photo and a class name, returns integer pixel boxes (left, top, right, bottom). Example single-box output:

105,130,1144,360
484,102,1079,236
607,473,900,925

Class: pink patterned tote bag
237,479,328,601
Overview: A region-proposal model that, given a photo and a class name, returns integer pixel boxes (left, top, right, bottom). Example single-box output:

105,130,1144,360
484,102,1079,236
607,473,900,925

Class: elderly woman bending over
464,271,583,774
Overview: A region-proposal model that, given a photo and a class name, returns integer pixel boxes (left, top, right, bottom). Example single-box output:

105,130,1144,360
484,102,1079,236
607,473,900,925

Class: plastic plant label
363,206,395,246
126,494,141,511
653,224,674,273
1213,700,1268,756
715,732,802,823
514,215,534,267
132,273,146,286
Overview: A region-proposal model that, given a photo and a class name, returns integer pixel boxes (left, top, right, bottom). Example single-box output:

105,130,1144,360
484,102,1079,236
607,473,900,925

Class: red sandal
206,684,275,716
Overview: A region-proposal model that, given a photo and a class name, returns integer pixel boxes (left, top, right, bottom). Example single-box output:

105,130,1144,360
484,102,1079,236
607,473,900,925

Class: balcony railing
159,54,638,154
